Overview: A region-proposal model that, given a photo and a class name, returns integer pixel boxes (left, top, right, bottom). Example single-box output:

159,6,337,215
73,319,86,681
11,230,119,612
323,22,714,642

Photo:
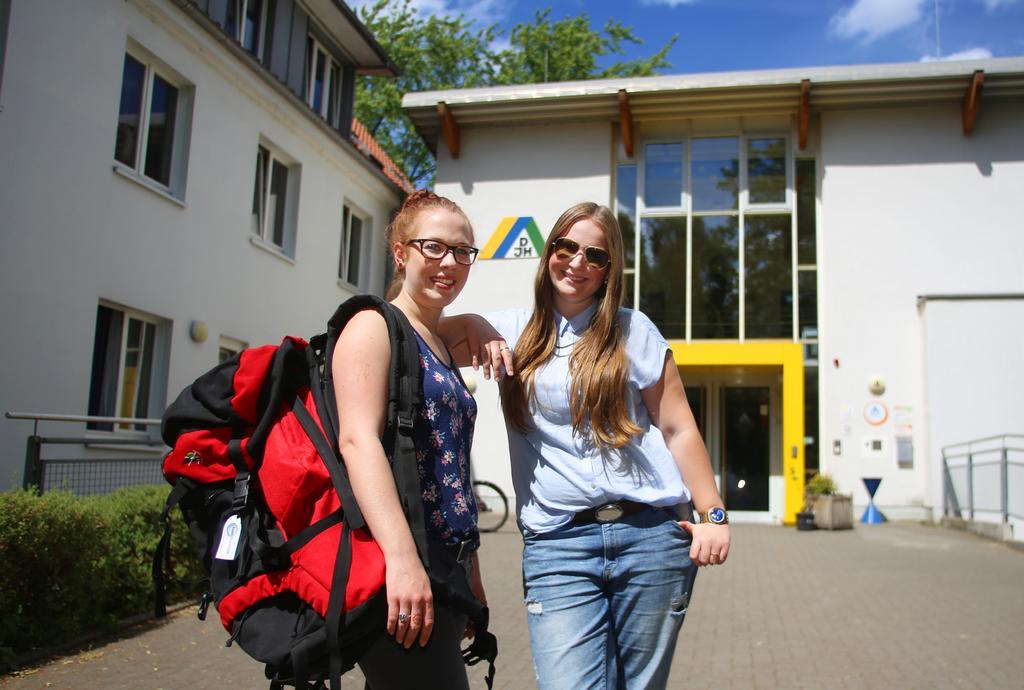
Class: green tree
494,9,676,85
354,0,498,187
356,2,676,187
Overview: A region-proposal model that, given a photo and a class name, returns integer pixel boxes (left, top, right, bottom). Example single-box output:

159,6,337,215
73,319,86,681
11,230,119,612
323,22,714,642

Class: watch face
708,507,727,524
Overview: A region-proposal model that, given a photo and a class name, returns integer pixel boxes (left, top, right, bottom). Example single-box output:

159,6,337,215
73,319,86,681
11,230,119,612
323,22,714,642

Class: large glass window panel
796,158,817,264
269,159,289,247
745,214,792,338
748,138,786,204
251,146,268,236
345,213,364,286
144,74,178,186
692,215,739,339
691,137,738,211
115,54,146,167
639,217,687,339
643,143,683,208
616,164,637,266
798,269,817,334
243,0,264,54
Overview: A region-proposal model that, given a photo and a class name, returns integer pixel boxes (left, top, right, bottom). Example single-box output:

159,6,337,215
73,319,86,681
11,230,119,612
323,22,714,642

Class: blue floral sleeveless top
412,332,479,550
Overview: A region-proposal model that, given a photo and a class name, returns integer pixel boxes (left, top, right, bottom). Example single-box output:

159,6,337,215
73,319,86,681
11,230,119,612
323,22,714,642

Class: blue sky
373,0,1024,74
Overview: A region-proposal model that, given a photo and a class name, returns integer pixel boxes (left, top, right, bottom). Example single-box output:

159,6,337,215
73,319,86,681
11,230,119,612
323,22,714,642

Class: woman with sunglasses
442,201,729,690
332,190,486,689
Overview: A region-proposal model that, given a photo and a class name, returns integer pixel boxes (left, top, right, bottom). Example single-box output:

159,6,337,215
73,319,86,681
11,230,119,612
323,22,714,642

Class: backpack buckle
232,471,251,509
197,591,212,621
397,414,414,434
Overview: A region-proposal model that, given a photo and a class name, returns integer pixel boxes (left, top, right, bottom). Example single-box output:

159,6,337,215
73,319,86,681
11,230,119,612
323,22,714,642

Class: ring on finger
500,345,511,352
397,612,409,624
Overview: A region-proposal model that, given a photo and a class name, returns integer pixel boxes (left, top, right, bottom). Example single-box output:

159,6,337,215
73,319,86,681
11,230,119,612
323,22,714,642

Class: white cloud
639,0,697,6
920,47,994,61
829,0,925,42
348,0,508,27
981,0,1020,9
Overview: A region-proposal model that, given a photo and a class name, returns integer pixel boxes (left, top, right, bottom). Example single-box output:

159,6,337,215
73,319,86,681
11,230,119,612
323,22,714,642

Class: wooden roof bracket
798,79,811,151
962,70,984,137
438,101,461,159
618,89,634,158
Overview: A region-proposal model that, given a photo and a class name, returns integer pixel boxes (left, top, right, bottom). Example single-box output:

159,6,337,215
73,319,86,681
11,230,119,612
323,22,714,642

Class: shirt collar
555,301,599,338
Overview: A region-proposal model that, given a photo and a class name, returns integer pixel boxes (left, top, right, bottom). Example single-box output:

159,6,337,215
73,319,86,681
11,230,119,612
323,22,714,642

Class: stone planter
808,494,854,530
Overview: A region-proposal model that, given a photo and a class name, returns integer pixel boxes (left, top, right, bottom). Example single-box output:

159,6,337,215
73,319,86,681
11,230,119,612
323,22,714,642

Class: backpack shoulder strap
322,295,428,565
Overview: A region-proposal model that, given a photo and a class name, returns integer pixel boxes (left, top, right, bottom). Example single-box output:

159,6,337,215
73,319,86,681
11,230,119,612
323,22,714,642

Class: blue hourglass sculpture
861,477,887,524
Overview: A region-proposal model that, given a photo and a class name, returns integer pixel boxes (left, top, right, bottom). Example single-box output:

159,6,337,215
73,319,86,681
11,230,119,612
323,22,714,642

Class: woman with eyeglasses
441,201,729,690
332,190,487,689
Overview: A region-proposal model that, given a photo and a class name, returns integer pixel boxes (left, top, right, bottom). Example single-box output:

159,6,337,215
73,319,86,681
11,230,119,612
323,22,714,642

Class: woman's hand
385,553,435,648
438,315,514,380
678,521,731,567
464,552,488,639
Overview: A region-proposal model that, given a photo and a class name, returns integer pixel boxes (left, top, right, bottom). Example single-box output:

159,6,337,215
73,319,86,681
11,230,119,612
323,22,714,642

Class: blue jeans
521,507,697,690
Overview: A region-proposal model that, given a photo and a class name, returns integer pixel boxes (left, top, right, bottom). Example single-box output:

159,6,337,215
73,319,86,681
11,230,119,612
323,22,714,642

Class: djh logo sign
480,217,545,260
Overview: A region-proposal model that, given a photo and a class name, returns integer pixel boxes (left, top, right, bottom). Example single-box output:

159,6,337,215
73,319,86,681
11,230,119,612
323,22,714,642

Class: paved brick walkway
3,523,1023,689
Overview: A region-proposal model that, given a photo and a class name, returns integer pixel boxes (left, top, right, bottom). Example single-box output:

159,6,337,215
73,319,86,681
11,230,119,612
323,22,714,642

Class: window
306,36,342,126
88,304,167,431
113,48,192,197
225,0,268,59
218,335,248,363
629,135,802,341
340,205,369,289
615,164,637,308
251,143,299,255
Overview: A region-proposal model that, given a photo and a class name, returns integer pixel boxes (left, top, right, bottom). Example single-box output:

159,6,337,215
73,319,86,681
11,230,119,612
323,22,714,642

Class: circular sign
864,402,889,426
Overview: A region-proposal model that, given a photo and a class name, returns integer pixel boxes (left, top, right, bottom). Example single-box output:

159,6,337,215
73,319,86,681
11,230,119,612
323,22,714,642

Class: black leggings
357,603,469,690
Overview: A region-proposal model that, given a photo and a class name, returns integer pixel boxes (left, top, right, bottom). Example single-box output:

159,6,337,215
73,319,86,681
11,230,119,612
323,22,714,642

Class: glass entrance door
721,386,771,511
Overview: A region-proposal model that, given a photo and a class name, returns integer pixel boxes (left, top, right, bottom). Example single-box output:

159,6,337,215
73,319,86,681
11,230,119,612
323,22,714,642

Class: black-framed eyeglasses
550,237,611,269
406,239,480,265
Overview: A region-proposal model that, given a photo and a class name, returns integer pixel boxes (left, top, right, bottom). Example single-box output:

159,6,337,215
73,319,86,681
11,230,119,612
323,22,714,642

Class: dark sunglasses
406,239,480,265
551,237,611,269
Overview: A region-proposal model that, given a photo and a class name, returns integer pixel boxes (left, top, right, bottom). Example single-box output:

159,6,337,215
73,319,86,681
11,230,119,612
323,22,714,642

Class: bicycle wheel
472,480,509,533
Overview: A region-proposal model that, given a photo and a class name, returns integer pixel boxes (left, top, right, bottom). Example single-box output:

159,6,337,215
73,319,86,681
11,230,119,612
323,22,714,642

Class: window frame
226,0,269,60
339,203,370,291
306,35,342,126
631,131,803,342
250,140,300,258
112,42,193,201
87,302,170,435
218,335,248,363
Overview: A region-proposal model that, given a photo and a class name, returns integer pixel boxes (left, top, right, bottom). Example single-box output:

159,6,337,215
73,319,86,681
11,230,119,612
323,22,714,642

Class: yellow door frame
668,341,805,525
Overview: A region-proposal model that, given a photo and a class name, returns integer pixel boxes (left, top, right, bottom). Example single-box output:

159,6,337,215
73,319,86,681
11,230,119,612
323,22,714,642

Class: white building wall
435,122,613,501
818,101,1024,519
0,0,399,489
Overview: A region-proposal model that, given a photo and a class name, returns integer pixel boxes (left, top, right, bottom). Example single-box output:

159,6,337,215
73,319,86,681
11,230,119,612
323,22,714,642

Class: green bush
805,472,838,496
0,486,203,656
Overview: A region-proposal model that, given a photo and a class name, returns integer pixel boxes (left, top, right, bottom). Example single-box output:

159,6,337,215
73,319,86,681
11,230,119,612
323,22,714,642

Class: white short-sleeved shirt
485,303,691,533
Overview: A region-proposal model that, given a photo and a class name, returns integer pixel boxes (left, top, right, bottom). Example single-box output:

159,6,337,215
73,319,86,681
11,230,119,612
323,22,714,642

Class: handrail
6,411,162,425
942,432,1022,525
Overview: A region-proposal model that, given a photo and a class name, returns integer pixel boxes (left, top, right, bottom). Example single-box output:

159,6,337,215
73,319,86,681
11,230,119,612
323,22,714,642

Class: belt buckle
594,502,624,523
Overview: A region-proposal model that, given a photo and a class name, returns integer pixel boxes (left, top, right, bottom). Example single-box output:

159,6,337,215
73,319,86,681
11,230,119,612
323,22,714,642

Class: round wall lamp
189,320,209,343
868,375,886,396
463,373,477,394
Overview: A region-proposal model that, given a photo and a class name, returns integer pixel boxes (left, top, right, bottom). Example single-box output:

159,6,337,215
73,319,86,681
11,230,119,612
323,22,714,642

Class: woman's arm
333,309,434,648
437,314,514,379
641,353,731,567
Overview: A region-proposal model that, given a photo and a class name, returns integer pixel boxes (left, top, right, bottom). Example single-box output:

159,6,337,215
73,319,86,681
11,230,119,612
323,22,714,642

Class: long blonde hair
501,202,642,449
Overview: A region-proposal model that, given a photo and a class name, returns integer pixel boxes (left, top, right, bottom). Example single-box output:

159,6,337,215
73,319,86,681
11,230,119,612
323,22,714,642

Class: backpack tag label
215,514,243,561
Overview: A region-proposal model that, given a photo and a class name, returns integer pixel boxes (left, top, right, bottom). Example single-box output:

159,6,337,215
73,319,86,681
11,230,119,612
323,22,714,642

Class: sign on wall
480,217,544,260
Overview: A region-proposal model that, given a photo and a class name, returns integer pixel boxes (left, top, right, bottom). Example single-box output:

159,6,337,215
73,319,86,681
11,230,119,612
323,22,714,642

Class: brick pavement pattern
3,523,1024,689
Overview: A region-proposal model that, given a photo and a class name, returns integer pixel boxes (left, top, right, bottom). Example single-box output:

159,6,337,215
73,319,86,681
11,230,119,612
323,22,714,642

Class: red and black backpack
153,295,497,690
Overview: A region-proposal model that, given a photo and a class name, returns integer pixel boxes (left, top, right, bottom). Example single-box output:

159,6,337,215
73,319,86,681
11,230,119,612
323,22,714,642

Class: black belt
571,500,650,526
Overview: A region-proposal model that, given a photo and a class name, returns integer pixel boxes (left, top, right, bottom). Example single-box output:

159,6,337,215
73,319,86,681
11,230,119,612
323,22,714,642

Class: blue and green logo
480,217,545,260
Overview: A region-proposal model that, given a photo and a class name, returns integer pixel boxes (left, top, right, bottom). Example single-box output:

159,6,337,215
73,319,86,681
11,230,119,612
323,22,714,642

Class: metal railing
6,412,166,495
942,433,1024,523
